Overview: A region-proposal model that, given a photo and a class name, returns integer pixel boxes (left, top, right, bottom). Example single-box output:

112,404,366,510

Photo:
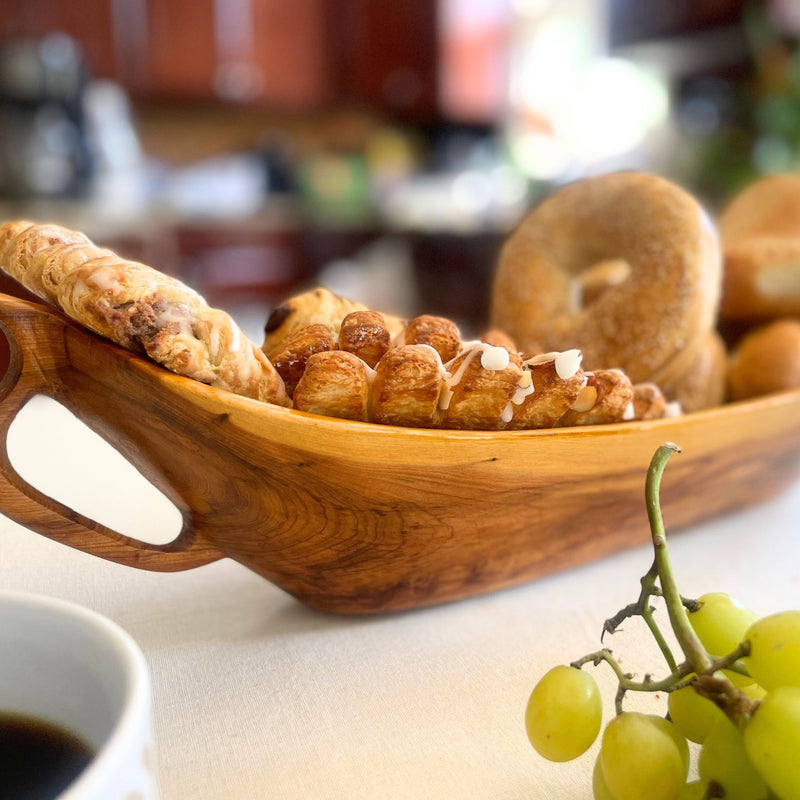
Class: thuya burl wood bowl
2,292,800,614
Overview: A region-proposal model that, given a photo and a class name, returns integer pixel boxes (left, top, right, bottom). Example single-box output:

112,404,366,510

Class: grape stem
602,560,679,673
569,443,760,726
645,443,759,727
645,443,715,676
571,648,690,694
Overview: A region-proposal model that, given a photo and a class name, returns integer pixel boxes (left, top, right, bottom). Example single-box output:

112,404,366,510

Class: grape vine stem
645,443,715,676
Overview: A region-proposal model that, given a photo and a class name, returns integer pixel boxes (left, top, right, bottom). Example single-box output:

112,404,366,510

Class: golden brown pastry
438,341,525,430
269,323,335,396
504,350,587,429
275,294,671,429
263,287,366,361
338,310,392,368
490,172,721,389
0,220,288,405
404,315,461,362
631,382,670,421
262,287,406,361
654,329,727,413
558,369,635,427
370,344,445,427
292,350,371,421
726,318,800,401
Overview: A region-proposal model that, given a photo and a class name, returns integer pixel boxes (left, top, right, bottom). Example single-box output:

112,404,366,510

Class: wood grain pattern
2,293,800,614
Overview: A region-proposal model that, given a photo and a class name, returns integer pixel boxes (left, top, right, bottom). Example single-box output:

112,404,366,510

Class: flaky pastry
276,288,674,430
0,221,288,405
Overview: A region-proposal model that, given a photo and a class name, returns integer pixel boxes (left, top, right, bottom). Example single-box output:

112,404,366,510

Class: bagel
717,174,800,321
718,173,800,245
490,172,722,385
720,237,800,321
656,329,727,413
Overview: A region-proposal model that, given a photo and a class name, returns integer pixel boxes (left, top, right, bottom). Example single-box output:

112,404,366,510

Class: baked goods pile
262,287,671,428
2,168,800,429
715,173,800,400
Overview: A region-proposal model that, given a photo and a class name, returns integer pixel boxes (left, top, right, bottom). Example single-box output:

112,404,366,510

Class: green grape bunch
523,443,800,800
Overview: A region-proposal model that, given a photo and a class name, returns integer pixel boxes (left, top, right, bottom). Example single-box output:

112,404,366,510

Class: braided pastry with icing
0,221,288,405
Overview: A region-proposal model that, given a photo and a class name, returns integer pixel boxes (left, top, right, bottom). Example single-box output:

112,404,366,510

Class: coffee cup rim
0,590,153,798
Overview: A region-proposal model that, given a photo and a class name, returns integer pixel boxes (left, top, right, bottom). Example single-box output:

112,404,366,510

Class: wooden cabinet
0,0,333,111
334,0,439,119
0,0,508,121
145,0,332,108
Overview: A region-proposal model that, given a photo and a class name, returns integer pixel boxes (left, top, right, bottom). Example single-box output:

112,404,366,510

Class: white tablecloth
2,396,798,799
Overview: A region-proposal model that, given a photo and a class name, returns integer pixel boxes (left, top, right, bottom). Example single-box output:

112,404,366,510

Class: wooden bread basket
2,292,800,614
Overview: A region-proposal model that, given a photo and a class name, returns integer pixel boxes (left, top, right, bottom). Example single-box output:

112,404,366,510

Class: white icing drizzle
438,384,453,411
87,264,122,292
480,345,510,371
209,320,221,359
445,345,480,389
70,276,90,308
156,303,193,337
511,382,535,406
229,321,241,353
416,344,451,382
445,341,510,388
500,369,536,426
525,349,582,380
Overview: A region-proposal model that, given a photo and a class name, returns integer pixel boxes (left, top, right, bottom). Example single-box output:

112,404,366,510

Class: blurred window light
438,0,512,122
505,0,669,179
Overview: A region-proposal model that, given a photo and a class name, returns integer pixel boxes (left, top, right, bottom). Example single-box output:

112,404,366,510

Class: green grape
743,685,800,800
744,610,800,690
741,682,767,701
698,718,769,800
655,715,690,777
667,675,726,744
687,592,757,687
678,782,705,800
599,713,688,800
592,756,616,800
524,665,602,762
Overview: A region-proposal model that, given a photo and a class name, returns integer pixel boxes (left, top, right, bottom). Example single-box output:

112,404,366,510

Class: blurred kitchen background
1,0,799,339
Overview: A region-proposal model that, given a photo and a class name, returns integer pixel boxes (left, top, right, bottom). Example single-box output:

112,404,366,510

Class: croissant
274,289,674,430
0,221,288,405
263,286,406,361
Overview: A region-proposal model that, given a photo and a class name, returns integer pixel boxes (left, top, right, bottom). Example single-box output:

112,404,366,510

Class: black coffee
0,711,94,800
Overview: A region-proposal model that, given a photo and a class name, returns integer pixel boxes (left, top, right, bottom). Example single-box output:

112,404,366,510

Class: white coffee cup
0,590,158,799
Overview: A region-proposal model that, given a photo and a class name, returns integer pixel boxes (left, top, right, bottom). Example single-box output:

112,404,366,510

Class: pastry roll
439,342,524,430
292,350,371,421
0,221,288,405
338,310,392,368
262,287,366,361
504,351,587,430
404,315,461,362
370,344,445,427
271,323,335,396
558,369,635,426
